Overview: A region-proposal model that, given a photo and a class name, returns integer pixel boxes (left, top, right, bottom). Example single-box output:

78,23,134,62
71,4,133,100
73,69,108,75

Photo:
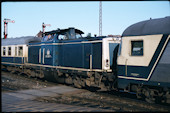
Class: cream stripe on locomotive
1,62,112,72
28,40,103,46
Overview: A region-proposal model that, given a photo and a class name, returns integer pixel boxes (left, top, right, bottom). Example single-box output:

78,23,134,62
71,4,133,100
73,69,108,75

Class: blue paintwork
118,78,170,89
42,45,53,65
1,56,25,65
61,43,84,68
27,36,104,70
150,40,170,83
109,43,119,67
28,45,41,64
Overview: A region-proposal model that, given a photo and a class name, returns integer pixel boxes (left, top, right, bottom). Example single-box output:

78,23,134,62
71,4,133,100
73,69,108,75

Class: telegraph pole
99,1,102,36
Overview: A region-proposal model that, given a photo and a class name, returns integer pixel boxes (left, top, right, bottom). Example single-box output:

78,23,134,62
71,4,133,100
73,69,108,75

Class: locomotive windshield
42,34,56,42
42,28,84,42
58,34,68,40
75,33,82,39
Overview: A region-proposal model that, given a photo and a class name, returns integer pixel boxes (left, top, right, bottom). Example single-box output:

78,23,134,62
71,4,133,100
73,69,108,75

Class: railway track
2,70,170,112
35,89,170,112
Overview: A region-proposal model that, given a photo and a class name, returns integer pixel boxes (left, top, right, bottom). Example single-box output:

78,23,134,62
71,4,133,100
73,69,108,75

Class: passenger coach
1,36,41,72
117,16,170,103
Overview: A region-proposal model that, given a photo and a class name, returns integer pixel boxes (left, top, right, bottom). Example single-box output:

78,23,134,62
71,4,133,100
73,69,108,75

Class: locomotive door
40,45,53,65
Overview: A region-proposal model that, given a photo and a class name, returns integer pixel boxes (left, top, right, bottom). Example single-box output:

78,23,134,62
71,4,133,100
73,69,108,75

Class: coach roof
122,16,170,37
1,36,41,46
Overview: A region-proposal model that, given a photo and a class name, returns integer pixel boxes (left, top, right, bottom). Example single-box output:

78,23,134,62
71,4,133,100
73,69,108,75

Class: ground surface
1,71,170,112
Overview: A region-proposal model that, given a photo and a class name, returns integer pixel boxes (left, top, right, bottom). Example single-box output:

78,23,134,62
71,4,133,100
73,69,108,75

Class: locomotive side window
131,41,143,56
3,47,6,56
42,34,54,41
8,47,11,56
75,33,82,39
118,41,122,56
18,46,23,56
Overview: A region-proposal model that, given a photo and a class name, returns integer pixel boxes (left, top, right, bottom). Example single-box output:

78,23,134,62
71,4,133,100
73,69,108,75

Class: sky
1,1,170,38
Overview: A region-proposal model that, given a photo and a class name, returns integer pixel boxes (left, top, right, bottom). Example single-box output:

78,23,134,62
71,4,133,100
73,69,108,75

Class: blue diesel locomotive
1,16,170,103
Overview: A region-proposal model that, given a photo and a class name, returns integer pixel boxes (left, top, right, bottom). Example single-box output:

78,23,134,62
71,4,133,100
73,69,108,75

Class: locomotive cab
41,27,84,42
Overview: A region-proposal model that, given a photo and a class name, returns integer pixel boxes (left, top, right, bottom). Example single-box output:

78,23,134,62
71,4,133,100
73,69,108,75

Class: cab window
131,41,143,56
58,34,68,40
42,34,55,41
75,33,82,39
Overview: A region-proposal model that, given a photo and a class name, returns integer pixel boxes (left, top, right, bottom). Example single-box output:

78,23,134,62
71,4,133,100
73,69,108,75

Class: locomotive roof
122,16,170,37
44,27,84,35
1,36,41,46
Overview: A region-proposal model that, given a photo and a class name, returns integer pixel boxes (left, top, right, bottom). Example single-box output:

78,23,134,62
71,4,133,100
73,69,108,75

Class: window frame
18,46,23,56
15,46,17,56
8,47,11,56
131,40,144,56
3,47,6,56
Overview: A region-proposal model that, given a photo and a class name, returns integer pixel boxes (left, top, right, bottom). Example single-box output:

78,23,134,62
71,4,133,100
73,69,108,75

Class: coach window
8,47,11,56
3,47,6,56
131,40,143,56
18,46,23,56
15,47,17,56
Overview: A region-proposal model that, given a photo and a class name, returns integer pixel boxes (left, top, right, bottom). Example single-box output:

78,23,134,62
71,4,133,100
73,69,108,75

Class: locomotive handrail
125,59,128,76
39,48,41,63
43,48,45,64
90,55,92,70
